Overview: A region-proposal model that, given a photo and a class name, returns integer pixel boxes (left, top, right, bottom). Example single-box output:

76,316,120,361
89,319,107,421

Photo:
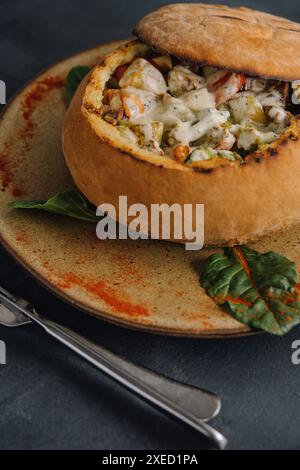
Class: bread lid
134,3,300,81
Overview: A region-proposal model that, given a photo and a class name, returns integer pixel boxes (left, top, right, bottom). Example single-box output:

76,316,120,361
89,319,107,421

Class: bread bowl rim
81,39,300,175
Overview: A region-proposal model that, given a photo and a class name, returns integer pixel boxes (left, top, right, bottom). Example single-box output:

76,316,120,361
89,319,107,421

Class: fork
0,285,227,449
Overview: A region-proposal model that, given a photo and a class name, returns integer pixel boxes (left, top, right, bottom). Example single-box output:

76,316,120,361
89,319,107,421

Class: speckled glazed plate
1,42,300,337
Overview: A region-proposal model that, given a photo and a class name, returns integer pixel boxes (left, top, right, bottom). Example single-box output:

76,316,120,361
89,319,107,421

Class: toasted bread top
134,3,300,81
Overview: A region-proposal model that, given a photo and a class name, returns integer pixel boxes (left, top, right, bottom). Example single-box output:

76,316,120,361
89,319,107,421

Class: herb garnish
66,66,91,104
8,189,100,223
201,246,300,335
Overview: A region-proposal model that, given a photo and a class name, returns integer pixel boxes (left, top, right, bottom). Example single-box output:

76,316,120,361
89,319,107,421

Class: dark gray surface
1,0,300,451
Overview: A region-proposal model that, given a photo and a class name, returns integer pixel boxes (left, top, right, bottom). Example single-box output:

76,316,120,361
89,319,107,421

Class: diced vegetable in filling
101,54,297,166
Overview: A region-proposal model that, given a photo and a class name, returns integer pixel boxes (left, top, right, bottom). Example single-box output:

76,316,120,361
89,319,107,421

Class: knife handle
39,318,226,449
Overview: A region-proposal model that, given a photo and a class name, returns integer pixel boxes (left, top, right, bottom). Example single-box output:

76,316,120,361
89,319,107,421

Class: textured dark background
1,0,300,451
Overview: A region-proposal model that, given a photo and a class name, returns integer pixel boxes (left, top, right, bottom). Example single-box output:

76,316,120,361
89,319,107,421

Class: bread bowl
62,3,300,246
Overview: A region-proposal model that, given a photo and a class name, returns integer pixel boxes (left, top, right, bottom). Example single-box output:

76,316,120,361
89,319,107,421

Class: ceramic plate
1,42,300,337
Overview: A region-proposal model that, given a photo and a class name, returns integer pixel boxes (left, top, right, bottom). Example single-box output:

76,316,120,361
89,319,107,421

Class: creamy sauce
103,57,294,165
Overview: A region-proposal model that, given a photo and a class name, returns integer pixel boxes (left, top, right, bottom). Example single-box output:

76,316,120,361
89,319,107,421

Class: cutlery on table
0,285,227,449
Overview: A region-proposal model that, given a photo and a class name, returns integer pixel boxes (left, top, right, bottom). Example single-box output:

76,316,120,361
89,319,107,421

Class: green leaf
8,189,100,223
201,246,300,335
66,66,91,104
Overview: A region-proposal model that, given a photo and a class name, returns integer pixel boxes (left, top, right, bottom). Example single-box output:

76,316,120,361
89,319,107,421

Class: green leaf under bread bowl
8,189,100,223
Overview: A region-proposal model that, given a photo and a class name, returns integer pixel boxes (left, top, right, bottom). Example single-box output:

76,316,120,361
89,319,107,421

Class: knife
0,285,227,449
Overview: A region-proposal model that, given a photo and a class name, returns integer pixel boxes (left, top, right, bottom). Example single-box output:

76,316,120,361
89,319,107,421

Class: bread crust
62,40,300,246
135,3,300,81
